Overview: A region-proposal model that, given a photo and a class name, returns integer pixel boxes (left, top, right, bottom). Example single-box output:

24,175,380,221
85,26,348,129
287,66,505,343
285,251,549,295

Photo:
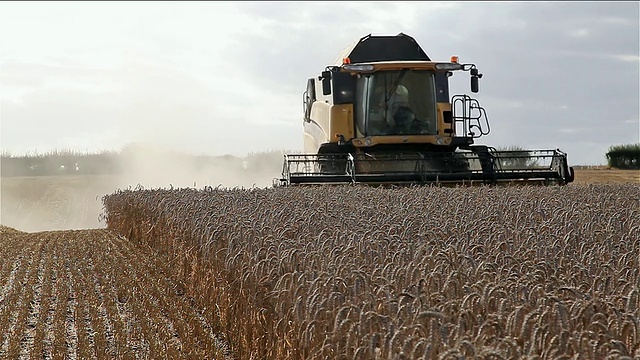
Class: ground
0,166,637,358
0,227,230,359
571,166,640,184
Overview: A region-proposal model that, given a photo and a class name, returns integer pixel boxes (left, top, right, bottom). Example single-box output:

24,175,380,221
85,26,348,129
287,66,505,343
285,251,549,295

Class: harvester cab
280,33,575,186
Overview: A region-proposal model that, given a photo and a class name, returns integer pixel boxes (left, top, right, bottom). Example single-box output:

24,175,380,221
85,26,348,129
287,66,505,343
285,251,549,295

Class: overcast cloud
1,1,638,165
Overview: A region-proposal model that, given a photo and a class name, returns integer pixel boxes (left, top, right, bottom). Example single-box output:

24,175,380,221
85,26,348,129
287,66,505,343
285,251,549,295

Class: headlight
364,138,372,146
435,63,463,71
343,64,375,72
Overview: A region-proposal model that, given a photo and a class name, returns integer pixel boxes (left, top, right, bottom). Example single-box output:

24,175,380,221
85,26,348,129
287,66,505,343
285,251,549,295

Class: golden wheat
102,184,640,359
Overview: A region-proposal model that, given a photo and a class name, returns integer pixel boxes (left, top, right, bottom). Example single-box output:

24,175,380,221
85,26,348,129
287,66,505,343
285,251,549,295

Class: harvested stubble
102,184,640,360
0,228,228,359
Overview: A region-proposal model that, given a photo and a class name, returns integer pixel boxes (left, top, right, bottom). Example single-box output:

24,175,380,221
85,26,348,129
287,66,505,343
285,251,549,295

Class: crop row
0,229,228,359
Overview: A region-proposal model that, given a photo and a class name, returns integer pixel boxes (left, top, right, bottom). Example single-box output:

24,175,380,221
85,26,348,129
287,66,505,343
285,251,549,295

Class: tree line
606,143,640,170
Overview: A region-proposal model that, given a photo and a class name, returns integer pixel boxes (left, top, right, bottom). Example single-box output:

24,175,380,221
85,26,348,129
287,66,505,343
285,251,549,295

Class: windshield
356,70,437,136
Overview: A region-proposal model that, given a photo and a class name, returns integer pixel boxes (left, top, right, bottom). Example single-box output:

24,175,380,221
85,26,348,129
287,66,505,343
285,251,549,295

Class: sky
0,1,638,165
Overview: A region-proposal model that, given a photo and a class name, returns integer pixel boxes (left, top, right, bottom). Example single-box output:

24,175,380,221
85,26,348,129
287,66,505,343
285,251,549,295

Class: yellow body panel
303,102,330,153
436,102,453,137
304,103,355,153
330,104,355,141
312,101,332,142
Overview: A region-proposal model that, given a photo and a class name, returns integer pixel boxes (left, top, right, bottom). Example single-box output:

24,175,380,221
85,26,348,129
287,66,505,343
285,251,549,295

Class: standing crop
103,184,640,359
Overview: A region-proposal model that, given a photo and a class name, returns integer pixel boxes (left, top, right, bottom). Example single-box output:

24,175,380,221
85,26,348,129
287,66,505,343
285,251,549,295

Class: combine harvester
279,33,575,186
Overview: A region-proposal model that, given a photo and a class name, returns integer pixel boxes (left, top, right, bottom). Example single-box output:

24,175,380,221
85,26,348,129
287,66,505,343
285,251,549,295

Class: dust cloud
0,145,287,233
116,144,284,190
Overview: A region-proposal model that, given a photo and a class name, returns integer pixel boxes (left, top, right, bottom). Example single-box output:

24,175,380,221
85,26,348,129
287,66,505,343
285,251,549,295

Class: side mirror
471,76,479,93
321,70,332,95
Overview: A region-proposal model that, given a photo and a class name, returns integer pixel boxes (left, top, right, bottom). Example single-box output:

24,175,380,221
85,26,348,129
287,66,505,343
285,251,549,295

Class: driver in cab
369,84,431,135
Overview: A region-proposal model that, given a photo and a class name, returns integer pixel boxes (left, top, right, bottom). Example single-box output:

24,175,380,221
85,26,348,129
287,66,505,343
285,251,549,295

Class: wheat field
1,165,638,359
100,183,640,359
